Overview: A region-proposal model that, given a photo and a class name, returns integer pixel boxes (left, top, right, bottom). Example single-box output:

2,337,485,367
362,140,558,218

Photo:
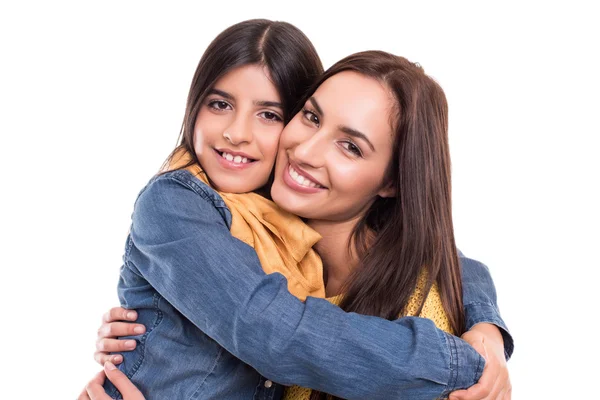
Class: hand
94,307,146,365
449,324,511,400
78,361,145,400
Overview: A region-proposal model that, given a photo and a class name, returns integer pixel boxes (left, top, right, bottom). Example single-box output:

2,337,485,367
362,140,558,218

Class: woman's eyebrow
309,97,324,115
339,126,375,151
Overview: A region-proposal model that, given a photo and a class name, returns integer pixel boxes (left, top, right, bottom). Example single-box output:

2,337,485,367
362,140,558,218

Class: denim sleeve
127,173,485,399
460,254,514,360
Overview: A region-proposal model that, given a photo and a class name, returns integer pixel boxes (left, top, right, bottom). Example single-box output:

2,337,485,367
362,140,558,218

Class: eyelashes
302,108,320,127
208,100,232,111
301,107,363,158
206,99,282,123
340,141,363,157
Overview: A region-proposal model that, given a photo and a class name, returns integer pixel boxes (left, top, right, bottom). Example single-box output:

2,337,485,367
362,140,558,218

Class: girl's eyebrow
255,100,282,109
209,88,282,109
208,88,233,99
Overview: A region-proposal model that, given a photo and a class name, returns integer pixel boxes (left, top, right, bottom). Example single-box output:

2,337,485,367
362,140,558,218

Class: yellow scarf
169,149,325,300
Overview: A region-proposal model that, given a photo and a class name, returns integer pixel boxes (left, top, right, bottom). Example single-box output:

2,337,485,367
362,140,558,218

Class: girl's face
194,64,284,193
271,71,396,222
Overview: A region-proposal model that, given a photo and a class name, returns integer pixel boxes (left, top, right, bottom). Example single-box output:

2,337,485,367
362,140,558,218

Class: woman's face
271,71,396,222
194,64,284,193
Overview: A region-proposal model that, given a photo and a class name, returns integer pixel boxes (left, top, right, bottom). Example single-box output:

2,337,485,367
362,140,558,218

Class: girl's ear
378,183,396,198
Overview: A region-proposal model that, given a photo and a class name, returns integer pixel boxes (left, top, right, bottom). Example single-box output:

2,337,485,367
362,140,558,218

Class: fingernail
105,361,116,370
126,311,137,320
125,340,136,348
113,355,123,363
134,326,145,334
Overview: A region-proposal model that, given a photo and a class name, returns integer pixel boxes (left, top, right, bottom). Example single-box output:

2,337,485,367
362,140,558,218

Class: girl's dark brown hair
308,51,464,400
165,19,323,174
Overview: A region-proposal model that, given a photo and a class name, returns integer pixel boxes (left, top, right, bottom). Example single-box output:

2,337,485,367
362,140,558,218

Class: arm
447,256,513,399
460,254,514,360
125,171,484,399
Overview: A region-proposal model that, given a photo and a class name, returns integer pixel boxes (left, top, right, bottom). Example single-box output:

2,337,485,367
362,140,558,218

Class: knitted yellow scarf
169,149,325,300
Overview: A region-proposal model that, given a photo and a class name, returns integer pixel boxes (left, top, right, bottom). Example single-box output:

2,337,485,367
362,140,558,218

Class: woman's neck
307,217,361,297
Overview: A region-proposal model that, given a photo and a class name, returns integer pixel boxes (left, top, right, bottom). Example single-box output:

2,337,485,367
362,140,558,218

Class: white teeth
220,152,252,164
288,165,322,188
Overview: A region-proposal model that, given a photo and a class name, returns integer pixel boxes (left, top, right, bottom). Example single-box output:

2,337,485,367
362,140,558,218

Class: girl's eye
302,109,320,127
259,111,283,123
340,141,363,157
208,100,232,111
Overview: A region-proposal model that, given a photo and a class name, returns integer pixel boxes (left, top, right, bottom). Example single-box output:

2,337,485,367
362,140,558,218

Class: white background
1,1,598,398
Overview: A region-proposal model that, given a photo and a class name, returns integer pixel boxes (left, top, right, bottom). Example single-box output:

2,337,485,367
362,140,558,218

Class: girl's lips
282,162,326,194
213,149,255,170
215,148,255,160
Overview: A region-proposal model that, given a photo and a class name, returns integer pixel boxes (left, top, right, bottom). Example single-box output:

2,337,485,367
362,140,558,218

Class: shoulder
457,249,491,275
140,170,226,207
133,170,231,228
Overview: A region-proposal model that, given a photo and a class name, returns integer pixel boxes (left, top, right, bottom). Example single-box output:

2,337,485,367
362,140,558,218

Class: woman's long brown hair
308,51,464,400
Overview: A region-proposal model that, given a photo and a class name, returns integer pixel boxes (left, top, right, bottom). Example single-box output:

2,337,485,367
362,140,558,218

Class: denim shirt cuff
464,302,514,360
441,332,485,397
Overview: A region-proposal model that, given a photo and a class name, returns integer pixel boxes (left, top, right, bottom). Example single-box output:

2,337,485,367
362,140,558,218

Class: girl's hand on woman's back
94,307,146,365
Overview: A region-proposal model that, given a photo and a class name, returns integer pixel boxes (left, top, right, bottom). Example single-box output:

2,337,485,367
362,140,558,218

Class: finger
94,351,124,366
78,371,105,399
78,386,92,400
103,307,137,323
96,338,137,352
495,380,512,400
504,384,512,400
448,365,497,400
84,371,110,400
98,321,146,339
77,391,91,400
104,361,145,399
86,382,111,400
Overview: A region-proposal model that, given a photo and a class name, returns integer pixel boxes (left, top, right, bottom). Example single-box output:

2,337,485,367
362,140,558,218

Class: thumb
103,362,145,399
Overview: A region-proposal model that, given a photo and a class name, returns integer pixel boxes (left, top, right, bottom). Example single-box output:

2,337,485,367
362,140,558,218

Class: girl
84,22,511,400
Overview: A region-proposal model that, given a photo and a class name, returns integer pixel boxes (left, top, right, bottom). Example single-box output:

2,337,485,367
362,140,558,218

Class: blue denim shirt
105,170,512,400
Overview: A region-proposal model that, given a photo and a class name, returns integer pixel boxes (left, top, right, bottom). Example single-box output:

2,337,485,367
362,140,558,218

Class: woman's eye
208,100,232,111
302,109,320,127
341,141,363,157
260,111,282,123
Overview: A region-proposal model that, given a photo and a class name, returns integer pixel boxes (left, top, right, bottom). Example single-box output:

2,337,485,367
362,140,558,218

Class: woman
83,27,512,400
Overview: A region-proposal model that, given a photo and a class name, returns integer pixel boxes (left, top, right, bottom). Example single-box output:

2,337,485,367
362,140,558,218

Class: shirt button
264,380,273,388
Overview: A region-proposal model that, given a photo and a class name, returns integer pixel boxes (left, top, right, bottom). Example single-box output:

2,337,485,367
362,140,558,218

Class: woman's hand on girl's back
449,324,511,400
94,306,145,365
78,362,145,400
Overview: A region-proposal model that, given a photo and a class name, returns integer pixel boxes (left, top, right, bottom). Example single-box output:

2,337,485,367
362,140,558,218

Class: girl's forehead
212,64,280,101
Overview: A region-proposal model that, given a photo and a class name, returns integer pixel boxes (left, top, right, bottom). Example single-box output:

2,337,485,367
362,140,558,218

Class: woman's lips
282,162,326,194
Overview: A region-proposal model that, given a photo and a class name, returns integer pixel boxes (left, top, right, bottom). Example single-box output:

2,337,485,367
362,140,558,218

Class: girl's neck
307,217,361,297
